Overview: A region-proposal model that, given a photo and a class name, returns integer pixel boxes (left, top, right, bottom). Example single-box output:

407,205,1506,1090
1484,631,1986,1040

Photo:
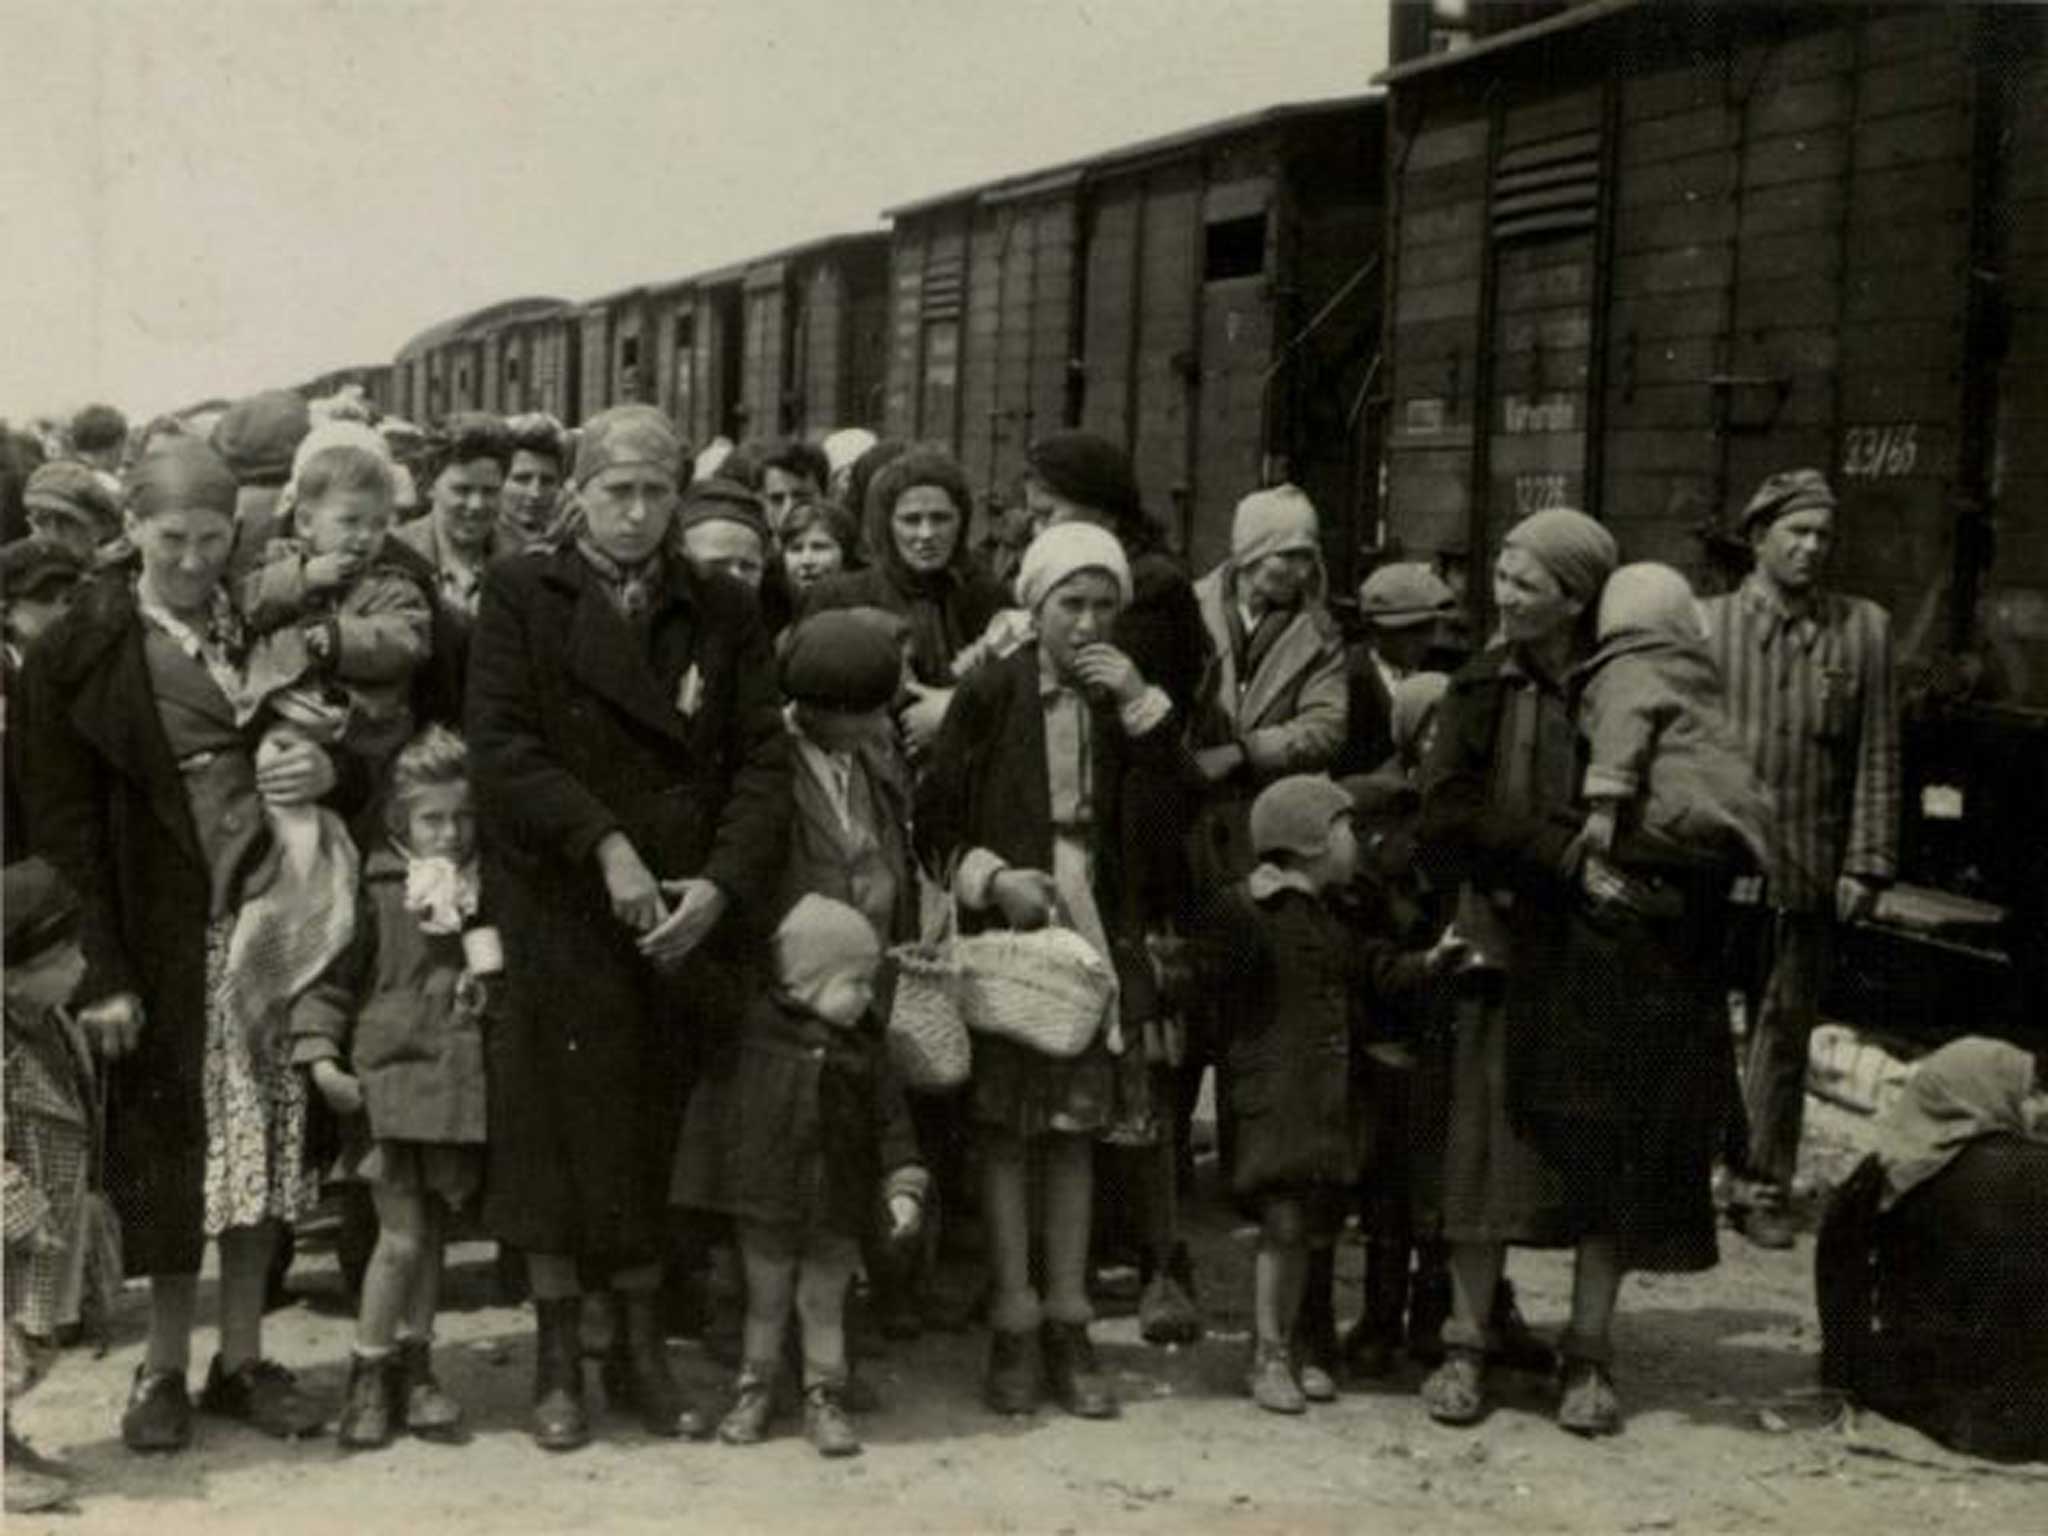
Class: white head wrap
1015,522,1133,612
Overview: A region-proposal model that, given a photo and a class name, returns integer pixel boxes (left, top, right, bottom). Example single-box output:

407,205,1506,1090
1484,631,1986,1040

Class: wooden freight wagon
299,364,392,416
1378,0,2048,1034
392,297,568,425
576,286,659,419
478,301,577,420
885,97,1385,580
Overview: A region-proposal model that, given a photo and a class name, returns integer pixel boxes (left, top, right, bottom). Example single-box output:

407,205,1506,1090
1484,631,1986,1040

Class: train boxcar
1378,0,2048,1033
392,296,569,424
298,364,392,416
884,96,1386,580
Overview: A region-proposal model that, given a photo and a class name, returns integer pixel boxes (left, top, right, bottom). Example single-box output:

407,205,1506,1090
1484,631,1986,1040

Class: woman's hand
255,738,337,806
79,993,145,1061
896,681,953,758
1836,875,1879,925
310,1060,363,1115
1580,852,1653,913
1194,743,1246,784
1071,643,1147,705
989,868,1058,930
638,879,729,970
596,832,668,934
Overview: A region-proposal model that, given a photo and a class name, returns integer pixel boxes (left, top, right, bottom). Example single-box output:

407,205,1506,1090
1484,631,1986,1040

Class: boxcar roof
882,91,1382,218
395,295,570,360
1374,0,1639,85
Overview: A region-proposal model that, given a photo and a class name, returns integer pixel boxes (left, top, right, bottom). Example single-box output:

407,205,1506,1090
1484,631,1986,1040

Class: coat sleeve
239,544,314,635
332,569,433,685
1419,669,1581,900
872,1054,929,1197
699,597,792,912
1842,603,1900,887
1239,626,1349,776
287,893,375,1068
3,1158,52,1248
465,564,621,868
1579,662,1668,802
16,642,140,1008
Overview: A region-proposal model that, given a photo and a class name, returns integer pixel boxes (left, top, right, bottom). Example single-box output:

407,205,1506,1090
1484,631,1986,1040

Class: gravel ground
8,1098,2046,1535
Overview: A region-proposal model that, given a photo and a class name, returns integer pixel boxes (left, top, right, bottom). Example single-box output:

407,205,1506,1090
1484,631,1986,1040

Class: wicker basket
886,941,971,1092
957,926,1117,1059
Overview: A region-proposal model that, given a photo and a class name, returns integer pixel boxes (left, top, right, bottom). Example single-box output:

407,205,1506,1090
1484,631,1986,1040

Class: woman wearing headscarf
918,523,1193,1421
1022,431,1207,1344
802,444,1008,760
466,405,789,1452
20,440,345,1452
1419,507,1735,1435
1815,1037,2048,1461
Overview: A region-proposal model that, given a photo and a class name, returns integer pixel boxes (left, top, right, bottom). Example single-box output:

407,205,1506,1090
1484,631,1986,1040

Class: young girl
1197,774,1461,1414
290,726,493,1450
673,895,927,1457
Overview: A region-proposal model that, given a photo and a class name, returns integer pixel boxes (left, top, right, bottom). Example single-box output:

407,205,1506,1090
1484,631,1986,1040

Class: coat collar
1194,565,1339,729
537,544,699,746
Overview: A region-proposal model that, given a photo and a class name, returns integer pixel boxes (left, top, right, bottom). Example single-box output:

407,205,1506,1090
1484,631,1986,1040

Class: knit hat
1596,562,1704,643
773,894,883,1012
1025,431,1142,530
127,437,239,521
676,476,769,544
1358,561,1455,629
3,857,81,966
1388,672,1451,765
1501,507,1617,605
1249,773,1354,860
782,610,903,713
573,406,680,489
1231,484,1321,568
0,537,87,601
1740,468,1837,539
210,390,312,487
291,419,394,485
1015,521,1132,611
823,428,878,481
23,461,121,538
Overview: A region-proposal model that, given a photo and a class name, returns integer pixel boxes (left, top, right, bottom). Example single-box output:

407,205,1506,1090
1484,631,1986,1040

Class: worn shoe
1557,1358,1623,1436
121,1367,194,1454
984,1328,1039,1415
3,1462,72,1514
336,1351,399,1451
1137,1273,1202,1346
4,1426,74,1485
1734,1203,1798,1251
804,1384,862,1458
1295,1354,1339,1403
199,1356,326,1440
1040,1321,1118,1419
615,1290,709,1439
531,1297,589,1452
717,1364,777,1445
1248,1342,1307,1414
397,1339,467,1443
1422,1346,1488,1426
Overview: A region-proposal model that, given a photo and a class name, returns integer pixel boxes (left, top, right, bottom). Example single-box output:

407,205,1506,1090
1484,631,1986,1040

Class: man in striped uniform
1701,469,1899,1250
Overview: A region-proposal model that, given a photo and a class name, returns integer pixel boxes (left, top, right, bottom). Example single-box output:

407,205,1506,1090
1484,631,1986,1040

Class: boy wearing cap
1701,470,1899,1250
1189,775,1463,1415
21,462,121,565
1339,561,1461,778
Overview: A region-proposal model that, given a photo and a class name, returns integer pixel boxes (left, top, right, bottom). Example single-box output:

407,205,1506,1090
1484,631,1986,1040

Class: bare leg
1255,1198,1308,1349
981,1131,1039,1332
401,1196,448,1343
360,1186,428,1354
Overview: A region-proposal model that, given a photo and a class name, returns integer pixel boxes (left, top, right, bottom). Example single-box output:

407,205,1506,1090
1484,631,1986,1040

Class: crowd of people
3,390,2045,1514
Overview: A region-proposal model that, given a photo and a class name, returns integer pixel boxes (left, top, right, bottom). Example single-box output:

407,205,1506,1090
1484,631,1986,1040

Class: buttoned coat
465,543,788,1265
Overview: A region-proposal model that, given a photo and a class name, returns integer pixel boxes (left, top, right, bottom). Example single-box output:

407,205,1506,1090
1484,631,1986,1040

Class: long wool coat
465,544,788,1267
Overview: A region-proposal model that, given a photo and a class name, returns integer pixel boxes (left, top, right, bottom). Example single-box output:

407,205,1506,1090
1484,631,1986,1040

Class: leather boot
1040,1321,1118,1419
616,1288,708,1439
531,1298,589,1452
397,1338,467,1443
336,1351,398,1451
983,1328,1038,1415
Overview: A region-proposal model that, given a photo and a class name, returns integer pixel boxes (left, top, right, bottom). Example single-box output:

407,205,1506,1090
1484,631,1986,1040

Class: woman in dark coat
1816,1037,2048,1462
466,406,790,1451
1418,507,1734,1436
21,439,342,1451
918,524,1190,1422
1021,430,1208,1344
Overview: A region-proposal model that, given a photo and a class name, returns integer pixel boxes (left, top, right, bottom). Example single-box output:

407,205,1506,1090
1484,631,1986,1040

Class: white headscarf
1015,522,1132,612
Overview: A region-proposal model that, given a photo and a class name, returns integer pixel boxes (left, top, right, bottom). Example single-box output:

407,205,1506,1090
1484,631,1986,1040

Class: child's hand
305,551,361,591
886,1194,923,1242
989,868,1058,930
1583,803,1619,855
310,1060,364,1115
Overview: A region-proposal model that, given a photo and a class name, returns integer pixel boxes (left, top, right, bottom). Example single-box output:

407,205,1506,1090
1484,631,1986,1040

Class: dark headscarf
1025,430,1164,554
1873,1037,2040,1212
862,444,980,680
127,438,239,522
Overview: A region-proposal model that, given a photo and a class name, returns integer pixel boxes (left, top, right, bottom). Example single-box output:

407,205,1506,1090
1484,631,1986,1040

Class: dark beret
677,476,769,544
781,609,904,713
1025,431,1141,528
2,857,81,966
23,461,121,535
210,390,312,486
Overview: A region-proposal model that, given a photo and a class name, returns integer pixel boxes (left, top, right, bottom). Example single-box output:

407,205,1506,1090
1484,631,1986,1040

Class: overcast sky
3,0,1389,423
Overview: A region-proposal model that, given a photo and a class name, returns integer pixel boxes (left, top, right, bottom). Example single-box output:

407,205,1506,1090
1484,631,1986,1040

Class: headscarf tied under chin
1502,507,1618,607
1873,1036,2040,1211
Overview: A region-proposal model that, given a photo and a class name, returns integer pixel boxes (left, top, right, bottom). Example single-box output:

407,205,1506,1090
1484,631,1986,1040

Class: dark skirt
969,1032,1114,1141
1439,985,1577,1248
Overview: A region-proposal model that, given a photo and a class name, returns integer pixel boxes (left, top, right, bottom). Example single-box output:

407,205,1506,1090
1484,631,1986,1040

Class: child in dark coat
291,726,493,1451
673,895,928,1457
1198,775,1462,1415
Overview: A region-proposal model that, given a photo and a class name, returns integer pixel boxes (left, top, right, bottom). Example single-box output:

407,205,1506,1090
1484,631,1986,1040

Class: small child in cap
672,894,928,1458
1188,775,1463,1416
1578,563,1776,880
4,858,117,1513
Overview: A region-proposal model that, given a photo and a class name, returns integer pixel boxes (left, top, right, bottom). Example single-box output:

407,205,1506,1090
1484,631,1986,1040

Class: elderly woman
21,439,341,1452
804,444,1008,758
394,412,512,724
466,406,789,1452
919,523,1190,1421
1816,1037,2048,1462
1022,431,1207,1344
1419,507,1734,1436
